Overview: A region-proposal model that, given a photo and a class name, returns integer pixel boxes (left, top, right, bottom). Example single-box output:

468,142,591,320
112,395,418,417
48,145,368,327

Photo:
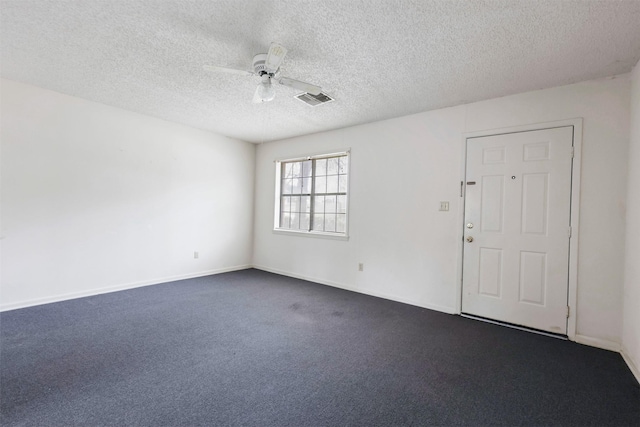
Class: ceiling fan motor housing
252,53,272,76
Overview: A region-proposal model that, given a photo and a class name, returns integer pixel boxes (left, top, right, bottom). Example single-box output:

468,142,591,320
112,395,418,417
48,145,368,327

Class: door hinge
571,147,575,158
460,181,463,197
566,306,570,318
567,226,572,238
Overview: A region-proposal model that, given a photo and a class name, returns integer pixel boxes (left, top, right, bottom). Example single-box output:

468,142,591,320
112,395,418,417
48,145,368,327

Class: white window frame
273,150,350,240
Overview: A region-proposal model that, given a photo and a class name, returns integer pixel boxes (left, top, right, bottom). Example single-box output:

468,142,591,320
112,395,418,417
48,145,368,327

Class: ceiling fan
204,43,322,103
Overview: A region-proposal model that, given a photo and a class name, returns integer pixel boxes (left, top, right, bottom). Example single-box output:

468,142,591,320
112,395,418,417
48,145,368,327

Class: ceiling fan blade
265,43,287,72
203,65,253,76
278,77,322,96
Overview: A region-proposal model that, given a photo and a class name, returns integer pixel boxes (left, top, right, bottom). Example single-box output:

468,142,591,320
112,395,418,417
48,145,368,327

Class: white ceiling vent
295,92,334,107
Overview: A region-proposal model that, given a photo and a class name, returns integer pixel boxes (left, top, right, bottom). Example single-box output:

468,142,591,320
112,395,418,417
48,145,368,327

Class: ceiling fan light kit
204,43,324,104
256,74,275,102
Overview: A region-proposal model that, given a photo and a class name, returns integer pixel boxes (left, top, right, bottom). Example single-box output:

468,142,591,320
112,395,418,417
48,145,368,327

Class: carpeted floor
1,268,639,426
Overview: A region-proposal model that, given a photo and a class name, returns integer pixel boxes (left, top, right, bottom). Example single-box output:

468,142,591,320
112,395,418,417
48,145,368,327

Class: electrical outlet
194,251,199,259
358,263,364,271
439,201,450,211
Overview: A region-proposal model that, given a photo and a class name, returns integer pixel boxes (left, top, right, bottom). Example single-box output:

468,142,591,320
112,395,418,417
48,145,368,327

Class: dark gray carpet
1,269,638,426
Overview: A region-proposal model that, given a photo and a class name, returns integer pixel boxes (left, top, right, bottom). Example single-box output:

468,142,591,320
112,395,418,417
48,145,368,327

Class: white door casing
461,126,574,334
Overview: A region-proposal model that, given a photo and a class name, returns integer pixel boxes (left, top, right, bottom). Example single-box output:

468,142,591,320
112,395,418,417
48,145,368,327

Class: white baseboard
621,346,640,385
0,264,251,312
574,334,621,352
252,264,457,315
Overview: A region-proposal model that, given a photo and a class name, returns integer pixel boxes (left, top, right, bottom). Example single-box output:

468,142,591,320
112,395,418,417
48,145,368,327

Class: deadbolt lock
466,223,474,229
466,236,474,243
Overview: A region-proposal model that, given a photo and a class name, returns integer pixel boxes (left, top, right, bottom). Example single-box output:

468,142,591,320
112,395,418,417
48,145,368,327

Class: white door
462,126,574,334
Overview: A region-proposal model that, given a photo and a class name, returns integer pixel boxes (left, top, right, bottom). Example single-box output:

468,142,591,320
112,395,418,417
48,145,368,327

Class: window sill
272,228,349,241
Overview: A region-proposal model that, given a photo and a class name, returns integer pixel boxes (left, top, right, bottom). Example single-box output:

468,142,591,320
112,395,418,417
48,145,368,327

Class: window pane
302,178,312,194
290,196,301,213
282,196,291,212
300,213,310,231
301,196,311,213
289,212,300,230
326,175,338,193
292,178,302,194
316,158,327,175
315,176,327,194
325,214,336,232
282,178,293,194
314,195,325,212
313,214,324,231
284,163,293,178
302,160,312,177
325,196,337,214
337,195,347,213
338,156,348,174
338,175,348,193
281,212,290,228
291,162,302,178
327,157,339,175
336,214,346,232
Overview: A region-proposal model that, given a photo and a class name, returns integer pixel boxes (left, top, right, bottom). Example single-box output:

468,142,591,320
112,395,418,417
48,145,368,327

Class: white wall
253,75,631,347
622,61,640,381
1,79,255,310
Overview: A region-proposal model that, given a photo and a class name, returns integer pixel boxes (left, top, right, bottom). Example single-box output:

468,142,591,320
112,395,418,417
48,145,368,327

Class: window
275,151,349,237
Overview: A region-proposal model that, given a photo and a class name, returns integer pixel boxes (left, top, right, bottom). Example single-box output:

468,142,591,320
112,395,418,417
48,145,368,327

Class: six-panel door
462,127,574,334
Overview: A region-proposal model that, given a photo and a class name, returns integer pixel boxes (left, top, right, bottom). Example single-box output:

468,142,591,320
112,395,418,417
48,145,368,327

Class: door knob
466,236,474,243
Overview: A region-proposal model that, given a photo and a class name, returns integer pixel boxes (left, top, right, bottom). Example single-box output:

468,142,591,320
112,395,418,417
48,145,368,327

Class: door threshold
460,313,568,340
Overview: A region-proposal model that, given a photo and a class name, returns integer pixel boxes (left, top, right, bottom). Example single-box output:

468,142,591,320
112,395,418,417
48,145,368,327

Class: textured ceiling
2,0,640,143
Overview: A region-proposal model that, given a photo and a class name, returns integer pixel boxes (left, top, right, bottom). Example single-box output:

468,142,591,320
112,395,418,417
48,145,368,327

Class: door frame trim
454,118,583,341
